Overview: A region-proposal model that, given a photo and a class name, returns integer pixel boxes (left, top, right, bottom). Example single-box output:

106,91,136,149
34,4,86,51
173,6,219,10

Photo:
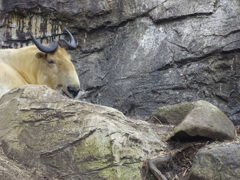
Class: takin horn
29,32,58,53
58,28,77,50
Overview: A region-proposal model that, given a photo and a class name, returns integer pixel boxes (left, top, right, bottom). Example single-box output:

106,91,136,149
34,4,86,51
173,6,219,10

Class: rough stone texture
148,101,194,125
189,142,240,180
150,0,217,22
0,85,167,180
170,100,235,140
0,85,239,179
1,0,240,125
0,148,51,180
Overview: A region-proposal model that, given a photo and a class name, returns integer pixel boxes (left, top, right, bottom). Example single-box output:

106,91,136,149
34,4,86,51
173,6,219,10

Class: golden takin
0,29,80,98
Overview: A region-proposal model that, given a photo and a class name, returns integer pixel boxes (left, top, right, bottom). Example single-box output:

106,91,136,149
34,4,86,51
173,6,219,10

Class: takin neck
1,46,41,84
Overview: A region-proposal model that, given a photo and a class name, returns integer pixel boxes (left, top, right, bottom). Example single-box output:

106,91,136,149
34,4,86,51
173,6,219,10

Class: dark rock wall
1,0,240,124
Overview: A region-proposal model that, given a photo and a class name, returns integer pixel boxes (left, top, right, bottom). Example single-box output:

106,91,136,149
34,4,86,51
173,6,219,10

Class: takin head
29,29,80,98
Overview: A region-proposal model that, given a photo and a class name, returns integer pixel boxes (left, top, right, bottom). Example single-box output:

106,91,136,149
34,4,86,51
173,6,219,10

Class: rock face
189,142,240,180
0,85,167,180
0,1,240,124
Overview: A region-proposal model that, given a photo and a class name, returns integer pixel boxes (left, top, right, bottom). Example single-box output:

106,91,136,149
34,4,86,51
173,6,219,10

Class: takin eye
47,59,55,65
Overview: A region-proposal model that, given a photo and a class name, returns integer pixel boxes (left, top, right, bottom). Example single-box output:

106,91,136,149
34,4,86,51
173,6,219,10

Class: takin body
0,29,80,98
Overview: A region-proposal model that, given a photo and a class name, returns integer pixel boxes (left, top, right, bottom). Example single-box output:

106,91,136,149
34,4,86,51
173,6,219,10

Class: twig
147,143,193,180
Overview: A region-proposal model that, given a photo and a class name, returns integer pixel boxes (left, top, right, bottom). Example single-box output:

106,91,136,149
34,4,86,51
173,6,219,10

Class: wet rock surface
0,0,240,124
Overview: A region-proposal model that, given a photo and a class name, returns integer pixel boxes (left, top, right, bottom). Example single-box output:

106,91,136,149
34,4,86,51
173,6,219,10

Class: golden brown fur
0,45,80,98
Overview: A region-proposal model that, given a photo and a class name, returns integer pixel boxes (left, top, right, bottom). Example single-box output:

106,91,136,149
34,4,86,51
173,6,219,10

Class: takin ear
35,52,47,59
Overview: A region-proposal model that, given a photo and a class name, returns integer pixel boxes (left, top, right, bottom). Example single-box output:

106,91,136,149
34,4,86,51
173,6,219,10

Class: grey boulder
151,100,235,140
189,142,240,180
0,85,167,180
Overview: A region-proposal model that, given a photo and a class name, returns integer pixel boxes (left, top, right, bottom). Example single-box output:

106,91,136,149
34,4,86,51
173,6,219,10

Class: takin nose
67,86,80,98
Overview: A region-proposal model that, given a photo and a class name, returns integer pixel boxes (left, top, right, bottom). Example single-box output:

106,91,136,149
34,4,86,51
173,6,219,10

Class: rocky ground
0,85,239,180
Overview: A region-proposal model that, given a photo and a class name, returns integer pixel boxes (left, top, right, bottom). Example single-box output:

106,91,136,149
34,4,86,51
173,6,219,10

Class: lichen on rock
0,85,167,180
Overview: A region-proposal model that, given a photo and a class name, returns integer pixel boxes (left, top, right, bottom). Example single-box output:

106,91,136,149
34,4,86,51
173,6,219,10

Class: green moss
73,130,113,170
150,102,194,125
72,130,144,180
99,163,142,180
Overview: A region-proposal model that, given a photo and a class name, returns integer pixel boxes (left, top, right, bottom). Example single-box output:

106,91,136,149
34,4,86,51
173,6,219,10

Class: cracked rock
0,85,167,180
149,0,217,22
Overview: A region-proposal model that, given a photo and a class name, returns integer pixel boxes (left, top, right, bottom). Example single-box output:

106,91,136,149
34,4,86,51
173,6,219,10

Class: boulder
189,142,240,180
148,102,195,125
0,85,167,180
149,100,235,140
0,85,239,179
0,148,52,180
170,100,235,140
142,137,240,180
